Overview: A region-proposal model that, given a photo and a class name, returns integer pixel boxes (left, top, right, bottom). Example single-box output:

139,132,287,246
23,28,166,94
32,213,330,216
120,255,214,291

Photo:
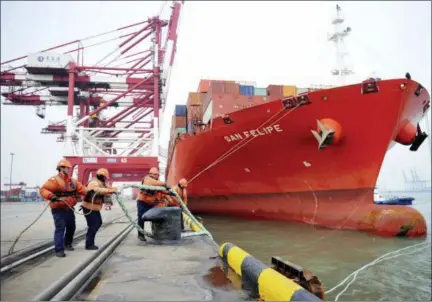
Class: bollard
142,207,182,240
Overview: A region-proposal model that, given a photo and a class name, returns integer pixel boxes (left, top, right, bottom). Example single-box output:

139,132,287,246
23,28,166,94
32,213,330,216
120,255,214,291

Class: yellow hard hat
96,168,110,179
57,159,72,168
149,167,159,175
179,178,188,188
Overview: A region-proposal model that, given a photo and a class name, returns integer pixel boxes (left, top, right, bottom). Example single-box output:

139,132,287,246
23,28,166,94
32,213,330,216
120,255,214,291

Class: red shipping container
267,85,283,99
225,82,240,94
203,94,268,121
209,81,226,94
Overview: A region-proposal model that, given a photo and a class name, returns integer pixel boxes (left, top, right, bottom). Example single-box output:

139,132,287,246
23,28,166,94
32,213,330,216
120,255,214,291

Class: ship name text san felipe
224,124,283,143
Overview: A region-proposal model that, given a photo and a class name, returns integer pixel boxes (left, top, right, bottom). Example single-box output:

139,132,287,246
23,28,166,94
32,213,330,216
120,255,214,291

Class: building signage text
82,157,98,164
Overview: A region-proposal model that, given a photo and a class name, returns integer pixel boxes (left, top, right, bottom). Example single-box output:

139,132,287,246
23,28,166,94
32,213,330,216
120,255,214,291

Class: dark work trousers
137,200,153,237
82,208,103,248
51,208,76,252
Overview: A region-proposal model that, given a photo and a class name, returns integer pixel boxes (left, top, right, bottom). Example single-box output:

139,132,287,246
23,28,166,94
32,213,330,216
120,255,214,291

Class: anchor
310,119,336,150
409,123,428,151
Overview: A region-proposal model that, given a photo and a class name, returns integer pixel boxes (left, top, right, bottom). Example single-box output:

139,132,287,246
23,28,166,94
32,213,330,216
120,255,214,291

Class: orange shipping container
282,85,297,97
187,105,202,120
173,116,187,128
197,80,211,93
187,92,204,106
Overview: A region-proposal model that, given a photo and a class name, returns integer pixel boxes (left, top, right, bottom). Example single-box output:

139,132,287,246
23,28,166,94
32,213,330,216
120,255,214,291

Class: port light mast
328,4,354,86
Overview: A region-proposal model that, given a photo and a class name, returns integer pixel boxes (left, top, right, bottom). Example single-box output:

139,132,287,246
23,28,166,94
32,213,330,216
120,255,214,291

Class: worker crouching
82,168,118,250
136,167,171,241
40,159,87,258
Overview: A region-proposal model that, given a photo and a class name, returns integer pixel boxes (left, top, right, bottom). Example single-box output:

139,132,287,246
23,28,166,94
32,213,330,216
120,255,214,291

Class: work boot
65,245,75,251
85,245,99,250
138,234,147,242
56,251,66,258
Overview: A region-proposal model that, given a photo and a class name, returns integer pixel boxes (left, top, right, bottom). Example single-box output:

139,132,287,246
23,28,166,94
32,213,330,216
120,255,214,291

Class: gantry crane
1,1,184,184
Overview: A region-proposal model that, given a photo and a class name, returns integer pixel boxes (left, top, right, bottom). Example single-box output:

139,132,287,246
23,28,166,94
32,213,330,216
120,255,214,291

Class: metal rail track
32,223,134,301
0,215,127,275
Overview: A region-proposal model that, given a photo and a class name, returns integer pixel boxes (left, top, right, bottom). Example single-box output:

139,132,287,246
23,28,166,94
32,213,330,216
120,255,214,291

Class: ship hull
167,79,430,237
187,189,426,237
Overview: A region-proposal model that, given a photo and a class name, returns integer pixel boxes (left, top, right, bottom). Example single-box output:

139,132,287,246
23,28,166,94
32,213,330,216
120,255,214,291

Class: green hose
115,184,213,240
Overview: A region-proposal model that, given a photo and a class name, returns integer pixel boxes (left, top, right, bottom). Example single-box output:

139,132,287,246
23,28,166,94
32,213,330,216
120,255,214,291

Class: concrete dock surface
1,201,136,256
0,218,132,301
1,202,244,301
81,227,244,301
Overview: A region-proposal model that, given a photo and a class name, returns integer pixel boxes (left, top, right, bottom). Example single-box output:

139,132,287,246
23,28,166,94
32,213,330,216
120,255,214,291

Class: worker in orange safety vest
136,167,171,241
166,178,188,230
39,159,87,258
81,168,118,250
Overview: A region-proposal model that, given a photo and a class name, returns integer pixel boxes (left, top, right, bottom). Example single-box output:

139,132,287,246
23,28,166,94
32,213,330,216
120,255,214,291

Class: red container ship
165,6,430,238
165,77,430,238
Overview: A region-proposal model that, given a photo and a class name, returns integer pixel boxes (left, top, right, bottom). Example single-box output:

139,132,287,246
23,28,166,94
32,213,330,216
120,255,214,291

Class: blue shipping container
175,105,187,117
254,87,267,96
239,85,255,96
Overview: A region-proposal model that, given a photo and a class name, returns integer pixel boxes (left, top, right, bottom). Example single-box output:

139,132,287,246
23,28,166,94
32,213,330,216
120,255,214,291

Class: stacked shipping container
168,105,188,159
186,92,207,134
167,80,307,161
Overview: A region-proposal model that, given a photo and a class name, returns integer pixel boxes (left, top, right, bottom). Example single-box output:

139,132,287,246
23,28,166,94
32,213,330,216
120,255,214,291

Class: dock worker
39,159,87,258
136,167,171,241
167,178,188,230
82,168,118,250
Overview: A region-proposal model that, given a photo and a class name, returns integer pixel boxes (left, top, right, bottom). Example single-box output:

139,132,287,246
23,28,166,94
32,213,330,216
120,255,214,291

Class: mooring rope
115,184,213,240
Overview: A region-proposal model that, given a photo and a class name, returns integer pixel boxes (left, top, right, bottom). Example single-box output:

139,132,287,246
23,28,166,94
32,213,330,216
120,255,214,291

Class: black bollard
142,207,182,240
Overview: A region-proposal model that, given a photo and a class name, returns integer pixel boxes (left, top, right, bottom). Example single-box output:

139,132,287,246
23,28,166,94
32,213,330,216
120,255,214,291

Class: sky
1,1,431,190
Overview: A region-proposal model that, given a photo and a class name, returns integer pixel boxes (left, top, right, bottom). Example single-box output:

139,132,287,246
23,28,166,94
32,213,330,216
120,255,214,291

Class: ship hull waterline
167,79,430,238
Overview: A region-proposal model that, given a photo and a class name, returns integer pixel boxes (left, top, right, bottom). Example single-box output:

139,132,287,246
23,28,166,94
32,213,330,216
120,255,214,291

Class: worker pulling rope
7,192,101,255
115,184,213,240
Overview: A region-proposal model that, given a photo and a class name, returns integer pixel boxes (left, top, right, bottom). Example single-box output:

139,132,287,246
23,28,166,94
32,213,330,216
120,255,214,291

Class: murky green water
202,191,432,301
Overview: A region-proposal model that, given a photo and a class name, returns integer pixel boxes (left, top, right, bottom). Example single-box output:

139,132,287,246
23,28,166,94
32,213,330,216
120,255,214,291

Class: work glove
164,184,172,191
50,195,60,202
168,191,176,197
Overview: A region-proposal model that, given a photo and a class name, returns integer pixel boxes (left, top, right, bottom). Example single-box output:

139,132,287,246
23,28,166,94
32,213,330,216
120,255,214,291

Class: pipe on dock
31,223,133,301
218,242,322,301
50,224,134,301
1,216,125,273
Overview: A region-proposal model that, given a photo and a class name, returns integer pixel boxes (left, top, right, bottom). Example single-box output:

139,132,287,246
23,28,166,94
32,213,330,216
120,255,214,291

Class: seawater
202,191,432,301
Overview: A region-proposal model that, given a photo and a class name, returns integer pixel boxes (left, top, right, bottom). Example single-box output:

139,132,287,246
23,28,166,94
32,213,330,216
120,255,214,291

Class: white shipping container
297,88,309,95
202,100,213,124
27,52,75,69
